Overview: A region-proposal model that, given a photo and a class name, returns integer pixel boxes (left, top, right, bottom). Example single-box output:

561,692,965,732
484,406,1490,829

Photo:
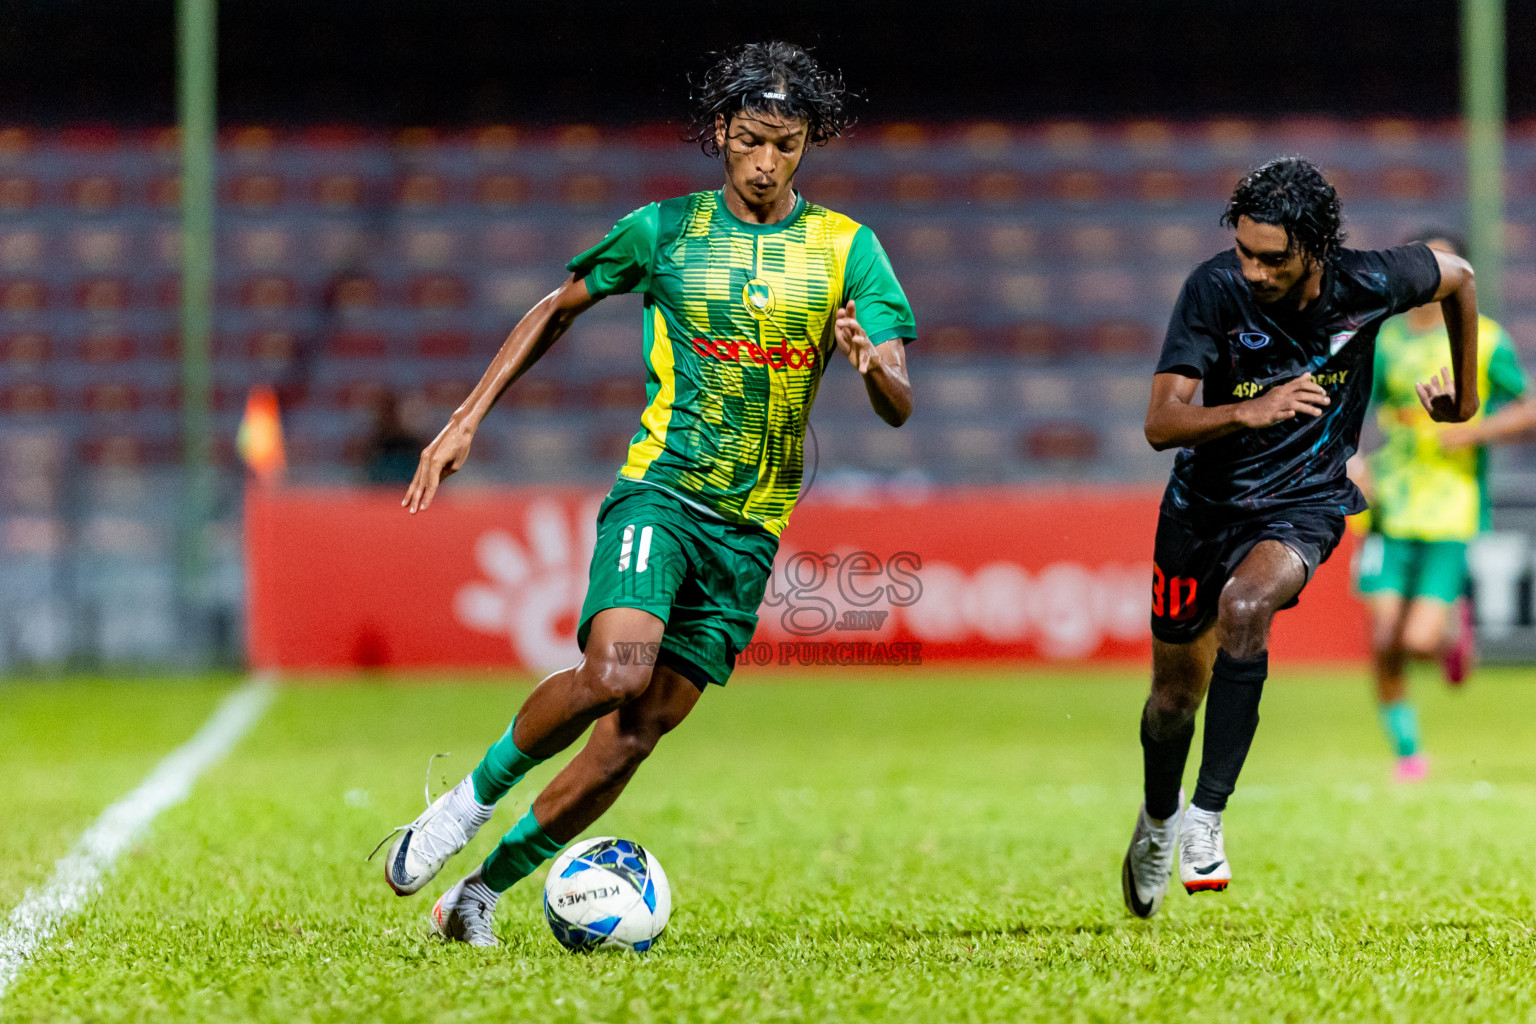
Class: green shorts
576,478,778,687
1356,534,1468,604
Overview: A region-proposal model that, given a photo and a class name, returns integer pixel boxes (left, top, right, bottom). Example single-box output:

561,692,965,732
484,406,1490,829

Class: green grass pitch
3,666,1535,1023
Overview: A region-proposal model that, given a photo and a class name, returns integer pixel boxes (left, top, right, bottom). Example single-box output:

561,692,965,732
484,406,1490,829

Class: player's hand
1236,373,1330,428
403,418,475,514
834,300,877,375
1416,366,1463,423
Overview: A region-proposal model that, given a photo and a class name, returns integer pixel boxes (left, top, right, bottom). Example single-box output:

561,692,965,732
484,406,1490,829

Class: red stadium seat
84,382,143,415
149,175,181,209
922,324,985,359
1089,321,1156,357
83,434,178,467
1378,167,1443,203
1,383,57,414
397,173,448,209
562,174,611,206
505,378,563,410
476,173,529,208
409,274,468,310
1005,322,1064,360
1023,422,1100,461
76,278,131,312
333,380,390,411
314,173,368,210
473,125,519,155
1,331,50,365
227,125,278,155
328,274,382,311
416,331,472,358
423,378,474,407
229,173,283,210
0,176,39,213
1053,169,1108,205
1123,120,1175,153
81,332,136,363
1135,169,1188,206
972,171,1028,206
326,331,387,359
241,276,299,310
69,176,122,214
0,127,33,157
890,172,943,207
0,280,48,313
247,329,297,363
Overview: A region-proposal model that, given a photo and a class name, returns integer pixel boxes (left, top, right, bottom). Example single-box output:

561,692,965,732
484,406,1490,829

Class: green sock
1378,701,1421,758
481,807,565,892
470,717,544,805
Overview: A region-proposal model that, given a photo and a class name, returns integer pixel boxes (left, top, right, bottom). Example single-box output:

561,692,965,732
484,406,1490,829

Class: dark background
2,0,1529,126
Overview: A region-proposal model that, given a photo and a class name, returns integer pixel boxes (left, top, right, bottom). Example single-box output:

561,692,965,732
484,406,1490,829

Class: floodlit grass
4,666,1536,1022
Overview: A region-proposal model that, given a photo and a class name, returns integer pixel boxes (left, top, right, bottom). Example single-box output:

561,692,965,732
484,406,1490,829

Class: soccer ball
542,837,671,952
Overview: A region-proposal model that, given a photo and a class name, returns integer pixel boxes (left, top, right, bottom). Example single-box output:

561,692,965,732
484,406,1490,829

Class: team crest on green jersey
742,279,776,321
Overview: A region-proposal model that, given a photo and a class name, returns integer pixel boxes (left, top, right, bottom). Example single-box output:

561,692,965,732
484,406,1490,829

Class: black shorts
1150,502,1348,644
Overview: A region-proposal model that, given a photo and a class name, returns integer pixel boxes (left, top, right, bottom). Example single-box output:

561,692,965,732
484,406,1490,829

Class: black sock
1141,707,1195,821
1192,649,1268,813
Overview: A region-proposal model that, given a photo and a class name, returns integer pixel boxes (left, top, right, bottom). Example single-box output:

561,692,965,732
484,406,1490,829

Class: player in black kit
1121,157,1480,918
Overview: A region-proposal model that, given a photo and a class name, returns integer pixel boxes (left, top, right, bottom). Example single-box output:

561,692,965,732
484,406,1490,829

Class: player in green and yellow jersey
1353,234,1536,782
375,42,917,945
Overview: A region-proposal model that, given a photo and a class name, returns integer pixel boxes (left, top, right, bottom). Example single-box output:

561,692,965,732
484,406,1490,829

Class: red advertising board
245,486,1367,671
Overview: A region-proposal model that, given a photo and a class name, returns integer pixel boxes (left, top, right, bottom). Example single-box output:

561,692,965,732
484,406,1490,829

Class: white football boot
1121,791,1183,918
376,774,494,896
1179,805,1230,893
431,867,500,947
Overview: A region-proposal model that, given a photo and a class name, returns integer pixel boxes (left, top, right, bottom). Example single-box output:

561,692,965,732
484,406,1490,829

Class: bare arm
1345,452,1374,504
1417,249,1479,423
404,274,601,513
1442,397,1536,450
1143,371,1331,451
835,300,912,427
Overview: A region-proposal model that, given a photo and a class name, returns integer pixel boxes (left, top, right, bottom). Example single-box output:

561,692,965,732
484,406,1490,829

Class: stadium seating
0,118,1529,494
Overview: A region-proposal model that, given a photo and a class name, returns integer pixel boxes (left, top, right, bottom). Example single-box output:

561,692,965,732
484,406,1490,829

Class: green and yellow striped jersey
569,190,916,537
1369,313,1527,541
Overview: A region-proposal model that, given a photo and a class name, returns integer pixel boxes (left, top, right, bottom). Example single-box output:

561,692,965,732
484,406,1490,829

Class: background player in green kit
375,42,917,945
1352,233,1536,782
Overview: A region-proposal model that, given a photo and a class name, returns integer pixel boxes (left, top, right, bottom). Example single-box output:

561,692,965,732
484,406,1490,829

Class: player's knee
1217,588,1272,637
1401,630,1439,660
576,655,652,710
1145,687,1199,734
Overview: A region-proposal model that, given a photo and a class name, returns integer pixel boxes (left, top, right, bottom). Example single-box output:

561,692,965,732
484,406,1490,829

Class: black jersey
1155,243,1442,518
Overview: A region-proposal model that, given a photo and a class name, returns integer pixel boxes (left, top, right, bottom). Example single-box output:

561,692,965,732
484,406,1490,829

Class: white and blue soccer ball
542,837,671,952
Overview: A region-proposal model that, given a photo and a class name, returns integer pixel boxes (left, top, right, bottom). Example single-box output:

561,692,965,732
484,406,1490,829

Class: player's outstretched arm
835,300,912,426
1441,398,1536,450
404,274,601,514
1144,372,1330,451
1419,250,1479,423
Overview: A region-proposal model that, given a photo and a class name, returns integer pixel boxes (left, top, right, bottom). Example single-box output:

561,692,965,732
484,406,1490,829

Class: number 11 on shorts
618,525,653,573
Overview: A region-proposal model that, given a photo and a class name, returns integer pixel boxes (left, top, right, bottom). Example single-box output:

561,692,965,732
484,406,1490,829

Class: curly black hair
688,41,853,157
1221,156,1346,263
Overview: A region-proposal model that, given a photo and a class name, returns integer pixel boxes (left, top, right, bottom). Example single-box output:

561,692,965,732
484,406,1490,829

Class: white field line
0,675,275,1001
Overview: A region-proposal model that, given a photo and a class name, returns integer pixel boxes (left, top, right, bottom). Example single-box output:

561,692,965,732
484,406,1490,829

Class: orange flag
237,385,286,484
